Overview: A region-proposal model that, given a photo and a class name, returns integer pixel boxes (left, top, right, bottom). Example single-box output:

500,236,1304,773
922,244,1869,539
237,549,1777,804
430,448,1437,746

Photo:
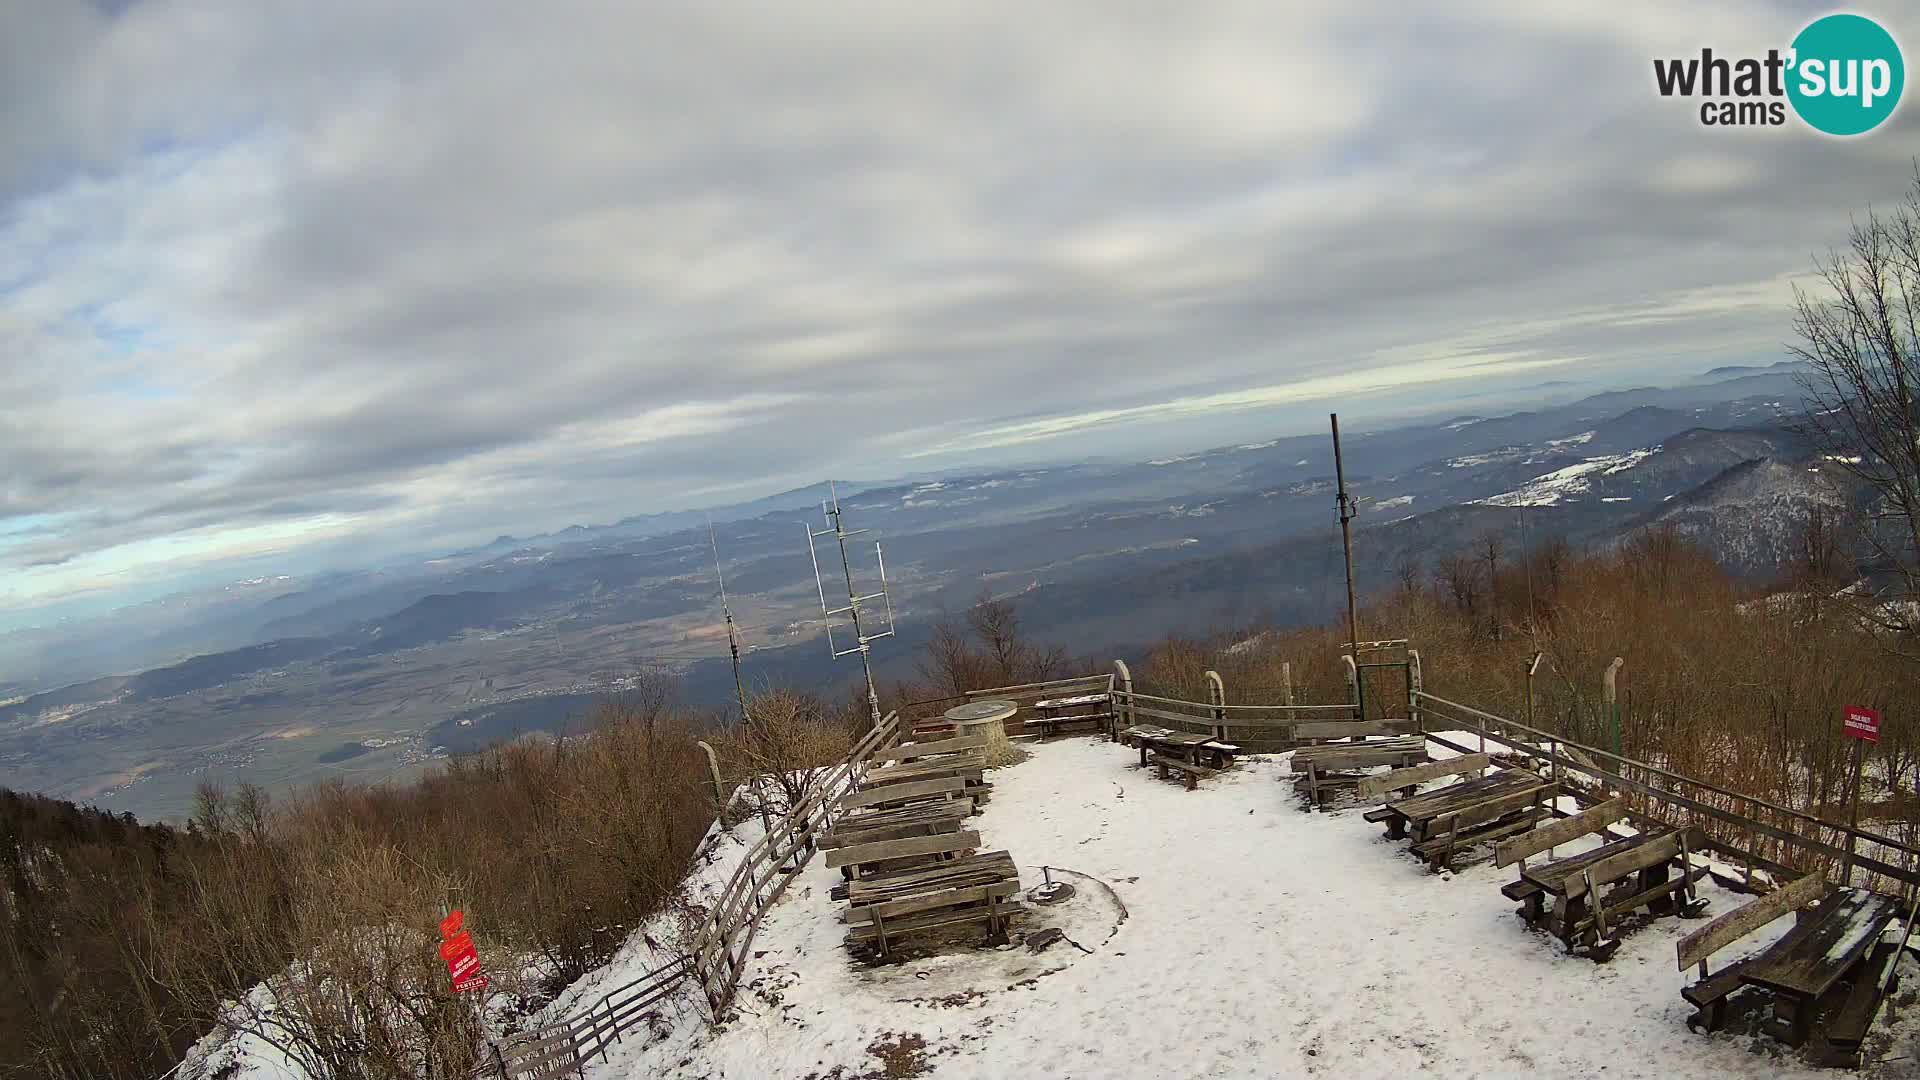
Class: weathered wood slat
1744,889,1899,997
1412,807,1547,864
837,776,966,812
1387,768,1540,820
823,830,980,869
1430,782,1553,835
1356,753,1487,800
868,733,989,764
1574,864,1711,934
846,900,1011,943
820,803,970,849
1565,831,1684,899
864,755,986,787
848,852,1015,902
846,880,1023,925
1828,941,1901,1047
1295,748,1425,776
1677,871,1828,971
1494,796,1626,867
1295,718,1421,740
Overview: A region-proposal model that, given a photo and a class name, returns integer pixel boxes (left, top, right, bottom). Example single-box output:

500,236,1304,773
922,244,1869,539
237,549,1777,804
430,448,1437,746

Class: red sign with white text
438,909,486,992
1843,705,1882,743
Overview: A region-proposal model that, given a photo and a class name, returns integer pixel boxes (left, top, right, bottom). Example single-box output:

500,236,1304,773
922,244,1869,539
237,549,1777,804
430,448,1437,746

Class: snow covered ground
581,738,1920,1079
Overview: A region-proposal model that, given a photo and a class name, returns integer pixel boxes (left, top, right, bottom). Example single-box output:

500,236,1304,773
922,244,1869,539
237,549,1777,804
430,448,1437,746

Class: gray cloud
2,0,1916,614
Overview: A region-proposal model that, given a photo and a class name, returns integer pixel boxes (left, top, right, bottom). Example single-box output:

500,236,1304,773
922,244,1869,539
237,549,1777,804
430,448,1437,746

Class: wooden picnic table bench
1377,765,1543,841
1677,874,1902,1061
836,775,973,815
820,800,971,851
1132,729,1238,781
1030,693,1114,738
1291,736,1432,809
1742,887,1899,1050
842,849,1020,957
1516,825,1707,958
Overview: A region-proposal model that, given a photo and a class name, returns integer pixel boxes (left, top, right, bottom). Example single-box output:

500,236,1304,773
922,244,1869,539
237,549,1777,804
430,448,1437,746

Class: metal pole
1331,413,1363,721
1844,737,1865,885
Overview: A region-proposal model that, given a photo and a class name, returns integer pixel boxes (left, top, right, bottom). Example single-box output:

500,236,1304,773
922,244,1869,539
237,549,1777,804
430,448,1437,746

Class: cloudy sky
3,0,1916,621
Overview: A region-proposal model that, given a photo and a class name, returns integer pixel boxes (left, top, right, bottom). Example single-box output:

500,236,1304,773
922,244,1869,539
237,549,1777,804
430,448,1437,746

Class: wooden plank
1494,797,1627,868
1677,872,1829,971
1565,830,1686,898
847,900,1009,943
1387,768,1539,820
1827,941,1901,1047
1427,782,1553,836
824,830,980,869
1413,807,1547,865
1295,748,1425,775
1293,737,1426,770
1149,752,1213,776
1744,889,1899,998
868,733,989,764
849,852,1015,902
837,776,966,812
820,805,969,849
1356,753,1488,800
846,880,1023,925
1295,718,1421,740
864,756,986,787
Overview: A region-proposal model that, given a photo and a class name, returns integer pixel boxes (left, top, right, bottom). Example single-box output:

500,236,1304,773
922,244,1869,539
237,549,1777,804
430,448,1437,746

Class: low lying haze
4,0,1914,623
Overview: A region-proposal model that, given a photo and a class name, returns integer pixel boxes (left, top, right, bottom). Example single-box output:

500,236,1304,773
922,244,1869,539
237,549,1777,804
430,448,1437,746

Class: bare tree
1794,163,1920,644
1479,529,1506,640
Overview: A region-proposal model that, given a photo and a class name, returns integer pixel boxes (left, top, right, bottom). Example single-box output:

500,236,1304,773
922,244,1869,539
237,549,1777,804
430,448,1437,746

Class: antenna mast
805,482,896,730
709,517,752,726
1331,413,1364,717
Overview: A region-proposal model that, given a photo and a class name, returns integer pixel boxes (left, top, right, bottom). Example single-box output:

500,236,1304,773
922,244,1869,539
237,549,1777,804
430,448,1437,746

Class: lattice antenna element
708,517,752,727
804,481,895,728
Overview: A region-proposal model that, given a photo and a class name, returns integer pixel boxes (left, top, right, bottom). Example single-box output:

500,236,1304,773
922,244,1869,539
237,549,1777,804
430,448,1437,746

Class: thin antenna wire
805,481,896,729
709,516,752,727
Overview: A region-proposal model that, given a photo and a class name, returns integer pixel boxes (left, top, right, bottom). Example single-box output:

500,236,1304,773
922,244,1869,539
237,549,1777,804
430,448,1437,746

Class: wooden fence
1413,691,1920,895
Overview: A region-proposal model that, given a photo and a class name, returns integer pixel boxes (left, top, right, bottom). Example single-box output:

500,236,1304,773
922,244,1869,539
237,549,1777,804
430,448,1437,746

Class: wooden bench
1822,941,1902,1067
843,850,1021,957
820,801,971,850
1493,797,1629,923
824,829,980,878
1353,751,1486,802
1376,766,1544,843
868,733,988,766
1521,826,1707,958
1150,752,1214,790
1411,802,1551,872
836,776,971,815
1292,736,1432,809
1030,693,1114,738
1678,877,1899,1050
1292,718,1421,744
1676,873,1832,1034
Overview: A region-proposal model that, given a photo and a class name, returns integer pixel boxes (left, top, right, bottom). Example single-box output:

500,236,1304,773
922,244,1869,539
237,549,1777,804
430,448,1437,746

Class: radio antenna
805,481,895,730
709,516,752,727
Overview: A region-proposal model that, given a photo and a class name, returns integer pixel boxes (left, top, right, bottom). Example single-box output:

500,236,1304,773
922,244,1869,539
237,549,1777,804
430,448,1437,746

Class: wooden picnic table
1291,735,1431,809
1739,887,1899,1047
1379,768,1547,842
1031,692,1113,737
1519,830,1683,953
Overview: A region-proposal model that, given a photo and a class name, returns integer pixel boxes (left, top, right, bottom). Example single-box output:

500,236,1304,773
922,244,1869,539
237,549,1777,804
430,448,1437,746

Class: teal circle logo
1787,14,1904,136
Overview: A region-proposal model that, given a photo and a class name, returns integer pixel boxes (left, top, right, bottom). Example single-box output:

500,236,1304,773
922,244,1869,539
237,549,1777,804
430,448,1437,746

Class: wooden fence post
1603,658,1625,758
1112,659,1134,740
1281,661,1295,706
695,740,727,806
1341,654,1359,716
1205,669,1226,740
1406,650,1423,734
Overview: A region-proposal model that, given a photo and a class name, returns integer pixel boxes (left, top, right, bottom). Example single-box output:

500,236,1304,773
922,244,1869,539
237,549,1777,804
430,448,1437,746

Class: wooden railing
1413,691,1920,894
689,709,904,1010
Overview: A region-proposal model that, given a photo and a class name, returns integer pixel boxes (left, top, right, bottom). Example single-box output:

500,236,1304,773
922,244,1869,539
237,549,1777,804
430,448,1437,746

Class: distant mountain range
0,359,1857,820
